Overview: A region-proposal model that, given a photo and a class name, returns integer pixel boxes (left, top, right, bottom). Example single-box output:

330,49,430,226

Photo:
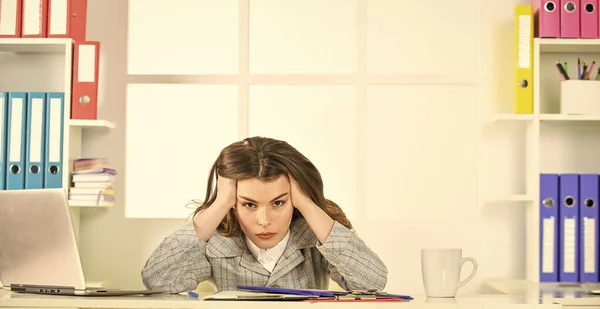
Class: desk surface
0,290,559,309
485,279,600,306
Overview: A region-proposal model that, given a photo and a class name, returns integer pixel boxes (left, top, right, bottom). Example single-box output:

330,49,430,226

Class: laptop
0,188,164,296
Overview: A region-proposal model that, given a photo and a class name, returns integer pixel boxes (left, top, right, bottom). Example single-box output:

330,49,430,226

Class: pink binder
561,0,581,37
539,0,561,37
582,0,599,38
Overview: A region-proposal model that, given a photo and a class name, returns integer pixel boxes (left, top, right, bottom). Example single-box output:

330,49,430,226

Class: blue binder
540,174,560,282
5,92,27,190
559,173,580,282
44,92,64,189
0,92,7,190
25,92,46,189
579,174,600,282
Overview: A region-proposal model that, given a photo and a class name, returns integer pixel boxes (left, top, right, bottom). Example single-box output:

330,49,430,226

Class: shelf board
69,119,116,129
68,200,113,208
538,38,600,53
540,114,600,121
492,114,534,122
0,38,72,53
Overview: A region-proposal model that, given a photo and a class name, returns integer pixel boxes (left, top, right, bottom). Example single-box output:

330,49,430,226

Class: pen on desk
556,61,569,80
188,291,199,298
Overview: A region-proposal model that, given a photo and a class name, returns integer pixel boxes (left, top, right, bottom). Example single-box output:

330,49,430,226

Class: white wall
79,0,528,296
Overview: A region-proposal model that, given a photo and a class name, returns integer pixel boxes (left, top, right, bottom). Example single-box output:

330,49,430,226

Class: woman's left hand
289,174,314,211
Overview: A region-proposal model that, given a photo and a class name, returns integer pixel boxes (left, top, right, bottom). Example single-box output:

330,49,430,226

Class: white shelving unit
489,38,600,284
0,38,115,239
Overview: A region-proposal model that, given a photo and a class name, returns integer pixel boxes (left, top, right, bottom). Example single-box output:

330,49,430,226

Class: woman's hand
214,175,237,209
289,174,314,211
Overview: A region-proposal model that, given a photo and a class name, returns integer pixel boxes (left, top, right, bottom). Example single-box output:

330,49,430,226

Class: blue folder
235,285,412,299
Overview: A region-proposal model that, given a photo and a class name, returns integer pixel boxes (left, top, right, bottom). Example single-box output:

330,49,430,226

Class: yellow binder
514,5,534,114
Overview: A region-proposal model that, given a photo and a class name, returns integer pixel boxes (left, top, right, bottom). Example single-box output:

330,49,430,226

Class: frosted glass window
125,84,239,219
248,86,358,219
367,0,479,79
128,0,238,75
366,85,479,220
249,0,356,74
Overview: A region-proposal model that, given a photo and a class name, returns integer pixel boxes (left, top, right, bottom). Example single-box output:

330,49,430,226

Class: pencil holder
560,80,600,115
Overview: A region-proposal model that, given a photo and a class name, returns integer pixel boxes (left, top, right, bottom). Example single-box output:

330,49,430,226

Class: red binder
47,0,86,40
71,41,99,119
0,0,23,38
21,0,48,37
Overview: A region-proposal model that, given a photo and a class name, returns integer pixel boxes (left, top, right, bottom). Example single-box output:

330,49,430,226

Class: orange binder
0,0,23,38
47,0,86,40
21,0,48,37
71,41,99,119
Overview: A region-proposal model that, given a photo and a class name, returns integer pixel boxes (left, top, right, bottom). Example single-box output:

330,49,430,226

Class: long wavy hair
192,136,352,237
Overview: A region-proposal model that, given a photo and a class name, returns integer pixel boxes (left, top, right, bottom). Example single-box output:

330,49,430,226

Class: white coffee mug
421,248,478,298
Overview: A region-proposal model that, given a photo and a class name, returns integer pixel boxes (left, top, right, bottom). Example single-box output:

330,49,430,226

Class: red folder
581,0,599,38
21,0,48,37
560,0,581,38
47,0,86,40
0,0,23,38
71,41,99,119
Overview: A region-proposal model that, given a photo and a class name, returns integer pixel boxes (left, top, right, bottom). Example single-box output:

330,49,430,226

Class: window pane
367,0,479,80
366,85,479,220
248,85,358,219
125,84,239,218
128,0,238,74
249,0,356,74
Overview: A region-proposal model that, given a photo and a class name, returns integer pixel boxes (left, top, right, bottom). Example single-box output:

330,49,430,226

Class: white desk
0,290,559,309
485,279,600,307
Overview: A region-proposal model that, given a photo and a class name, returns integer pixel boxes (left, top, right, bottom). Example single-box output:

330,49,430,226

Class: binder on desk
44,92,63,189
538,0,560,38
540,174,560,282
581,0,599,38
0,0,23,38
0,92,7,190
514,5,533,114
560,173,580,282
25,92,45,189
6,92,27,190
71,41,99,119
21,0,48,37
561,0,581,38
579,174,599,282
47,0,87,40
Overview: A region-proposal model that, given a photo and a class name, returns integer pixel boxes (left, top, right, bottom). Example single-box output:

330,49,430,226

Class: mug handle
457,257,478,289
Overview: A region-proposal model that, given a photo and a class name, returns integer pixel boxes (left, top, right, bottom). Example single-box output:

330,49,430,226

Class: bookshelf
489,37,600,284
0,38,114,239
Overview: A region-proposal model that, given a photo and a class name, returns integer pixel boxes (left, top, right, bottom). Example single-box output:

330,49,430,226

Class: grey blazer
141,217,388,294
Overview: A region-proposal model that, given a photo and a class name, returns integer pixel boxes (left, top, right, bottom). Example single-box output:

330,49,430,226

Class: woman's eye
243,203,256,208
273,201,284,207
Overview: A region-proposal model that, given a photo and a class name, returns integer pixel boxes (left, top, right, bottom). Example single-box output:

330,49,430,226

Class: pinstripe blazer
141,217,388,294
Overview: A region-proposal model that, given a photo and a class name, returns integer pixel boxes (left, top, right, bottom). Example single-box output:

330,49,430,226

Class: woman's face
235,175,294,249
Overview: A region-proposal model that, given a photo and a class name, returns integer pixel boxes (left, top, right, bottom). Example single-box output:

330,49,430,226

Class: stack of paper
69,158,116,204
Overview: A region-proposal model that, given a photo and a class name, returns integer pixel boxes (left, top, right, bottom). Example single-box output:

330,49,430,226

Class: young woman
141,136,388,293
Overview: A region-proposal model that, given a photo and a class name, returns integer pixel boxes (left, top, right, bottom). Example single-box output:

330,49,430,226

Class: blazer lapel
240,250,271,277
266,242,305,284
266,218,317,284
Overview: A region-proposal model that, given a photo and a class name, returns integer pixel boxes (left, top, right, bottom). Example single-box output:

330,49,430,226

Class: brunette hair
192,136,352,236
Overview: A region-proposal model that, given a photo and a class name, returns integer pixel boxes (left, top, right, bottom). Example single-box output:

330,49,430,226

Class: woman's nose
257,208,271,226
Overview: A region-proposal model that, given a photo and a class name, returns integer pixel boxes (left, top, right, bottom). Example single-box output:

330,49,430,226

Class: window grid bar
239,0,250,140
355,0,367,223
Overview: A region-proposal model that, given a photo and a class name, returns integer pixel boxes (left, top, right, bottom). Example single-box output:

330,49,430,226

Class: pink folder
582,0,599,38
539,0,561,37
561,0,581,37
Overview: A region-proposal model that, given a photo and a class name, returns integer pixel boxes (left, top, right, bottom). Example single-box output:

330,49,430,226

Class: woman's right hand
214,175,237,209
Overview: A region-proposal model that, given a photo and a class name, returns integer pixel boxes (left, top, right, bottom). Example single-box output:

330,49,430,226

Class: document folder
560,173,580,282
579,174,599,282
6,92,26,190
540,174,560,282
514,5,534,114
24,92,46,189
0,92,7,190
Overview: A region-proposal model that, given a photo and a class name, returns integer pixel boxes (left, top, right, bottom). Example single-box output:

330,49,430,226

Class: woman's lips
256,232,275,239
